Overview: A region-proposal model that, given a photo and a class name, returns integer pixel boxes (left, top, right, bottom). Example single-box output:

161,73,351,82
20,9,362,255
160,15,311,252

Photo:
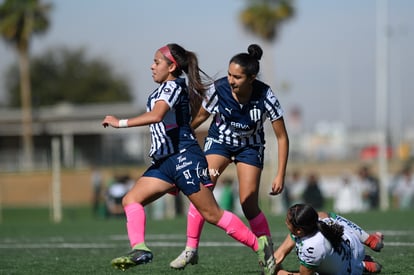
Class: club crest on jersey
250,106,261,122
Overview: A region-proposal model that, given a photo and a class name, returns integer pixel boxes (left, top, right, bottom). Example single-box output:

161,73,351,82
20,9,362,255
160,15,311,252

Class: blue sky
0,0,413,132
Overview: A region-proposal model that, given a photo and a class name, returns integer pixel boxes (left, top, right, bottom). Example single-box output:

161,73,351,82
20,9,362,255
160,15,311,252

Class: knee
121,196,128,207
121,193,135,207
199,208,222,224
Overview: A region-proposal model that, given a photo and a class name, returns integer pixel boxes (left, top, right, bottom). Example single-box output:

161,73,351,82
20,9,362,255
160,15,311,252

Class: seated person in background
105,175,131,217
302,172,324,210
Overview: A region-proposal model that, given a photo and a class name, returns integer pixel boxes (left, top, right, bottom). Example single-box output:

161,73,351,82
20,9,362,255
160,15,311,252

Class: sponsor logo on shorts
176,155,193,170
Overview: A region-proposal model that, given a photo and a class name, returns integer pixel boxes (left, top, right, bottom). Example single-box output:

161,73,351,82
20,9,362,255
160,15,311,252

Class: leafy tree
239,0,295,116
240,0,294,42
6,47,132,107
0,0,52,169
239,0,295,88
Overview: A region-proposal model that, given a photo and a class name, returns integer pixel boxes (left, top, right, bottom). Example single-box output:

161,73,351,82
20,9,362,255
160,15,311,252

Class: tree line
0,0,294,170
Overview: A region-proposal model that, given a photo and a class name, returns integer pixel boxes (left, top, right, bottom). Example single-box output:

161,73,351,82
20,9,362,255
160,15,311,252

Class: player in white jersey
319,212,384,252
319,211,384,273
170,44,289,270
274,204,382,275
102,43,276,274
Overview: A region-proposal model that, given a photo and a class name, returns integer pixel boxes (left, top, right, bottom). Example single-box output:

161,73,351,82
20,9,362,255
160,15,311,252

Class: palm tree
0,0,51,170
240,0,294,85
240,0,294,42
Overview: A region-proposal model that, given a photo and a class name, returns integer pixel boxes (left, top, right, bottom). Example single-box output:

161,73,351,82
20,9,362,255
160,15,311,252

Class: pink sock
217,210,258,251
186,203,205,249
248,211,271,237
124,203,146,248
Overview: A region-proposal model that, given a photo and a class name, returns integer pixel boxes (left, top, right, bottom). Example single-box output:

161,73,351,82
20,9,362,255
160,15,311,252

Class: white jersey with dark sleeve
147,78,196,159
202,77,284,147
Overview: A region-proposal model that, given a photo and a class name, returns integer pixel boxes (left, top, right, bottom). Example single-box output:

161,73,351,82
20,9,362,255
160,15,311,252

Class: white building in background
0,102,150,171
0,102,413,172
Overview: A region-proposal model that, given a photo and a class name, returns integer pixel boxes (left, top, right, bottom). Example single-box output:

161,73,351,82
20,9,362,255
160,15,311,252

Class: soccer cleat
111,249,153,271
363,255,382,274
364,232,384,252
256,236,276,275
169,248,198,269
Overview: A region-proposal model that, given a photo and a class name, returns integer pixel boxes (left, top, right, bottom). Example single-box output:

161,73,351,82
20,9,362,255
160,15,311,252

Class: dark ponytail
316,220,344,252
166,43,211,119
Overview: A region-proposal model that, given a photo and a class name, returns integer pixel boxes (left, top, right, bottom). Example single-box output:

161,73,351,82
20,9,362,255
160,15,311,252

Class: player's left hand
269,175,284,196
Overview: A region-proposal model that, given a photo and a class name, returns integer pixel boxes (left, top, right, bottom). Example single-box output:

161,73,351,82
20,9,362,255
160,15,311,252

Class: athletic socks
217,210,259,251
186,203,206,249
124,203,147,248
248,211,271,237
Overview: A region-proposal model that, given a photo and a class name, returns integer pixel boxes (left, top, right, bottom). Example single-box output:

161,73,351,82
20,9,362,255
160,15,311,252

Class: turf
0,207,413,274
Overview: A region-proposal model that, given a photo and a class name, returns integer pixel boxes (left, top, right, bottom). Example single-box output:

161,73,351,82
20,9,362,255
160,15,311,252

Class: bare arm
102,100,170,128
275,234,317,275
276,270,300,275
298,265,316,275
191,106,210,130
276,267,315,275
274,233,295,266
276,263,315,275
269,117,289,195
274,234,300,275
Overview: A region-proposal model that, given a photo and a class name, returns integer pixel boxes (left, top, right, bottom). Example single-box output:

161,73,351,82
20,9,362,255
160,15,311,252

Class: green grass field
1,207,413,274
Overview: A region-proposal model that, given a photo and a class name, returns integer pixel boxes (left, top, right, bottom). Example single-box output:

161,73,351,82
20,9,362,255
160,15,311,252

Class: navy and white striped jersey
202,77,284,147
147,78,198,159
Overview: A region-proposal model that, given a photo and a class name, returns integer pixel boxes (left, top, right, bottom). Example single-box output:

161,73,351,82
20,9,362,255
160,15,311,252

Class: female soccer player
274,204,382,275
170,44,289,269
102,43,275,274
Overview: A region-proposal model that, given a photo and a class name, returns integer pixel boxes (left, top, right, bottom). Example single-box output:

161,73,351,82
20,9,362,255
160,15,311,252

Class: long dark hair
288,203,344,252
164,43,211,119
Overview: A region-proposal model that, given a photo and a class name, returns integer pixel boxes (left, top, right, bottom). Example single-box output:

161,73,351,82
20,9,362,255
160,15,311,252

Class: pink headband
158,45,179,67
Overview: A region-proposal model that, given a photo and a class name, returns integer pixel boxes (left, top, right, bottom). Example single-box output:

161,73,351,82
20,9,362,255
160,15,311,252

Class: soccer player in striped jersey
102,43,276,274
170,44,289,269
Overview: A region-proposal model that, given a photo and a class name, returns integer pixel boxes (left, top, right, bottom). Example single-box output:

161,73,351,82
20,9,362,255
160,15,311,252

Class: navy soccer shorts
203,137,264,169
143,144,213,196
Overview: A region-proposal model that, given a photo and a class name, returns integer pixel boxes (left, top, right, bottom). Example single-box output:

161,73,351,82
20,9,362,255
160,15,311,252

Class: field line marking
1,241,413,249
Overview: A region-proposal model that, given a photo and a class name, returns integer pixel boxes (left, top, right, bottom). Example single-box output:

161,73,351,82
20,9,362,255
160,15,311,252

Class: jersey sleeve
297,236,326,269
201,83,218,114
155,81,181,108
265,88,284,122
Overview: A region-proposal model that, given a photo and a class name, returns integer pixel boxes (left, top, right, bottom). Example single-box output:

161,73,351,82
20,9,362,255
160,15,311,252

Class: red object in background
360,145,393,160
